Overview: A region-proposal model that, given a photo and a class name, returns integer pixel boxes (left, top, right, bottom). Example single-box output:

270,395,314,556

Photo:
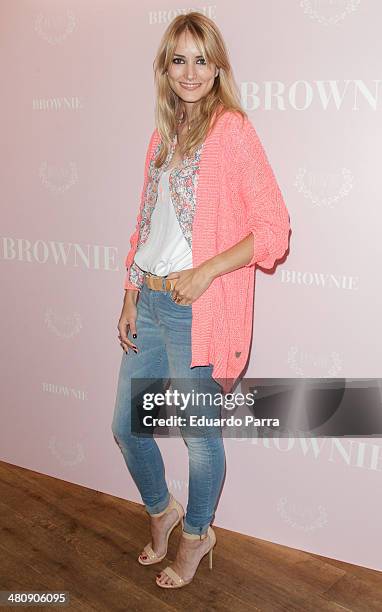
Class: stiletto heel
156,525,216,588
138,495,185,566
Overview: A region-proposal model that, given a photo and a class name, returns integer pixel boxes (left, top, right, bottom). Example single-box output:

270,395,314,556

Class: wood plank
0,460,380,611
0,543,93,610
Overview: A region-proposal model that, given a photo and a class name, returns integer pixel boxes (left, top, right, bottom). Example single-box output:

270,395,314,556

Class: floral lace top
128,133,204,289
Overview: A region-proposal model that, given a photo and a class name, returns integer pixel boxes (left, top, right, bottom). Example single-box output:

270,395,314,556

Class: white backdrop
1,1,381,572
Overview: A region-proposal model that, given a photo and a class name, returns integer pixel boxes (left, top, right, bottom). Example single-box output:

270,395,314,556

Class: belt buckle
145,272,172,292
162,276,173,291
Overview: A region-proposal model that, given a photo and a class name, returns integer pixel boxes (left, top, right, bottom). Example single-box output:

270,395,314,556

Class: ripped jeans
112,281,226,536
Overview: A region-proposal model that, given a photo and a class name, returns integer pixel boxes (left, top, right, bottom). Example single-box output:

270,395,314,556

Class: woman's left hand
166,264,214,306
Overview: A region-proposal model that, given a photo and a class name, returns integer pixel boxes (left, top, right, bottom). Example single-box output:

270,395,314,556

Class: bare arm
200,233,255,281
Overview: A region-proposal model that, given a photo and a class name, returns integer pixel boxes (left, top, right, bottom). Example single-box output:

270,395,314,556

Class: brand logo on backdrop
241,80,381,110
1,237,119,273
39,161,79,194
43,382,87,400
167,478,188,493
280,270,359,290
277,497,328,531
148,1,361,26
231,436,382,471
295,167,354,208
34,10,76,44
148,6,216,24
33,97,83,111
44,309,82,338
287,347,342,377
300,0,361,26
49,436,85,466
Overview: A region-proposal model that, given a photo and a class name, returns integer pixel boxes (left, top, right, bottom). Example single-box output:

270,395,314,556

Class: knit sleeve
237,121,291,270
123,129,158,291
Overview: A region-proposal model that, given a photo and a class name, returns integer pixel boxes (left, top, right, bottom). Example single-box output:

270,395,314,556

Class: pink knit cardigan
123,110,291,394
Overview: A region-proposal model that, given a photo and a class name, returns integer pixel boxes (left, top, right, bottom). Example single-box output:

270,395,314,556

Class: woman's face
166,30,218,110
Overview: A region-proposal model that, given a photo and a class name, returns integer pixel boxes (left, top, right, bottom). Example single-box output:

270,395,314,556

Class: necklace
177,111,192,131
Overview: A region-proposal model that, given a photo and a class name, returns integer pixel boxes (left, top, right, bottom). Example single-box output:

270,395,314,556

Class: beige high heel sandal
155,525,216,588
138,495,185,566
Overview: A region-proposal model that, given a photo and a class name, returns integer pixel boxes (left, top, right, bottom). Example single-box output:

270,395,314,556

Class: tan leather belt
144,272,175,292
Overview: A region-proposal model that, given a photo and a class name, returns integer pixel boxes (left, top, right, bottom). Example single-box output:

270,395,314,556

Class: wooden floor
0,461,381,611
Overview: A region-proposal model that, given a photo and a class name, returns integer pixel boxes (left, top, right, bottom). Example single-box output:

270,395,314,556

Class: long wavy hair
152,12,247,168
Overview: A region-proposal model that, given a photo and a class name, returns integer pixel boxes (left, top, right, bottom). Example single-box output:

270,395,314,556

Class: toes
156,572,170,586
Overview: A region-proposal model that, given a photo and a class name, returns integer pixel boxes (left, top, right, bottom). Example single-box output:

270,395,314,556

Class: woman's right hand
117,290,139,354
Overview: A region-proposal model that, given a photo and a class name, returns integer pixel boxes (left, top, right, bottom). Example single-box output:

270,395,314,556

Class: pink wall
1,1,381,572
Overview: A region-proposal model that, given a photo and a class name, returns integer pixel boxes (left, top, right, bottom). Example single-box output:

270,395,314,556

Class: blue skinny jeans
112,281,226,536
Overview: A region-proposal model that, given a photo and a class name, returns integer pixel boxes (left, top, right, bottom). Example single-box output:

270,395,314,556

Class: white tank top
133,169,192,276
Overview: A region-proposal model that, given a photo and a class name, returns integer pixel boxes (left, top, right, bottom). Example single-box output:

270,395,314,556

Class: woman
112,12,291,589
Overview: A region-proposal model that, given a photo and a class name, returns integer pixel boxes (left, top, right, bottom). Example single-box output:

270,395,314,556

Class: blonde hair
152,11,247,168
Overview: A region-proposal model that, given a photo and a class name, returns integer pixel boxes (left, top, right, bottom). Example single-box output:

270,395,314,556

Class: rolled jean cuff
182,517,210,536
145,491,170,515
